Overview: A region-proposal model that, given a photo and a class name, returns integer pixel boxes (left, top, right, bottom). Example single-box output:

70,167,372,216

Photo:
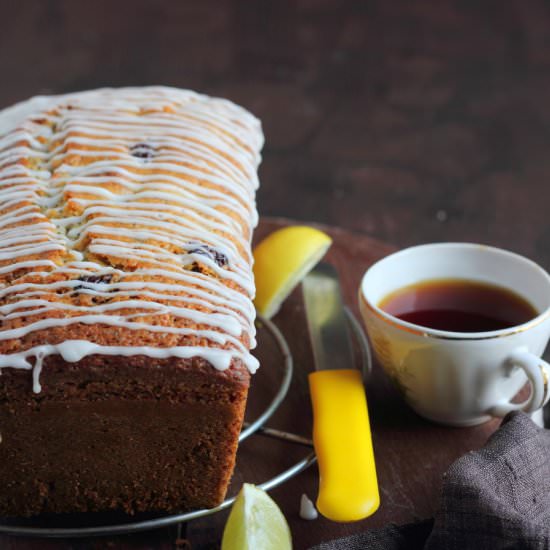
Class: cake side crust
0,355,250,516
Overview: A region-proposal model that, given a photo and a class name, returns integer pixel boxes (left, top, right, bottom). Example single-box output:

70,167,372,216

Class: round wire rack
0,309,371,538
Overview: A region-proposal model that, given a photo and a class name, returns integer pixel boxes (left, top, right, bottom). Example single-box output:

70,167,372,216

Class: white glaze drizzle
0,87,263,392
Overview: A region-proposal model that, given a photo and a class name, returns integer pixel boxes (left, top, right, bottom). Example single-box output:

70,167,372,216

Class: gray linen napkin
311,412,550,550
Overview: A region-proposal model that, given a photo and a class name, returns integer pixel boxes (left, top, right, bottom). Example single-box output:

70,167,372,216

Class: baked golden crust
0,87,263,377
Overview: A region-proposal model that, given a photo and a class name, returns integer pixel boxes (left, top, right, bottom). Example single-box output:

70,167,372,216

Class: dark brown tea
379,278,538,332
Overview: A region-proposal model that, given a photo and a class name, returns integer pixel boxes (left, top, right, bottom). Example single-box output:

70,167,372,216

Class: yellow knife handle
308,369,379,522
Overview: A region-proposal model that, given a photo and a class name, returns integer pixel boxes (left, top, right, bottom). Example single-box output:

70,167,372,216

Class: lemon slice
222,484,292,550
253,226,332,318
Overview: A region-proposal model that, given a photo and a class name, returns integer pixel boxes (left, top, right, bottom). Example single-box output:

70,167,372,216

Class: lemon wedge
253,226,332,318
222,484,292,550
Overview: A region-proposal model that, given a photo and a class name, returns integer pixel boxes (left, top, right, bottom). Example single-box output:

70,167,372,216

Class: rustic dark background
2,0,550,268
2,0,550,549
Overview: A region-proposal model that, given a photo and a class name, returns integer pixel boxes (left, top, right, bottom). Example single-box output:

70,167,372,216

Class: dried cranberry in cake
72,273,118,304
130,143,155,160
187,242,228,267
74,273,115,291
76,273,114,285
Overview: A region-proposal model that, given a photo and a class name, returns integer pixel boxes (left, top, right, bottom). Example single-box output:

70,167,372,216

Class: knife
303,263,379,522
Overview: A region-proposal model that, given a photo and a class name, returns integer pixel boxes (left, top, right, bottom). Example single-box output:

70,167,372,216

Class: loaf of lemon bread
0,86,263,516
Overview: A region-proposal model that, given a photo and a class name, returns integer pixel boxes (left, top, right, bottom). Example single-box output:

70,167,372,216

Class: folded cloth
311,412,550,550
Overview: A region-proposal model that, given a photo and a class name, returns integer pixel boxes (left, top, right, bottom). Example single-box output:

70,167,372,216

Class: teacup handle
491,349,550,417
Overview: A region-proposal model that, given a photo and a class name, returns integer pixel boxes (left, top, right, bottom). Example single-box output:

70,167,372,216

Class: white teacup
359,243,550,426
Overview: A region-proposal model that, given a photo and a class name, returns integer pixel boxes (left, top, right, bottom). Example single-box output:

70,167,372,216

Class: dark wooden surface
2,1,550,548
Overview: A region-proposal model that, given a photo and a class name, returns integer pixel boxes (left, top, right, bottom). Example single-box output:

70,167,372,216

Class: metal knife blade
302,263,355,371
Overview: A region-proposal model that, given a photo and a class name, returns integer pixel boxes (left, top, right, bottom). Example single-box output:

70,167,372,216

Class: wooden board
0,218,501,550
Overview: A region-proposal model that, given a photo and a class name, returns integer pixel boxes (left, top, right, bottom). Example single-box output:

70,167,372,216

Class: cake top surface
0,87,263,392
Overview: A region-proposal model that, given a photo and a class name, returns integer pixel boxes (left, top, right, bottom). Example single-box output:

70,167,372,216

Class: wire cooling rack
0,309,371,538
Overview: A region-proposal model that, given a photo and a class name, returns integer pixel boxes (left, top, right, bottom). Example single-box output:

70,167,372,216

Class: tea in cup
359,243,550,426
